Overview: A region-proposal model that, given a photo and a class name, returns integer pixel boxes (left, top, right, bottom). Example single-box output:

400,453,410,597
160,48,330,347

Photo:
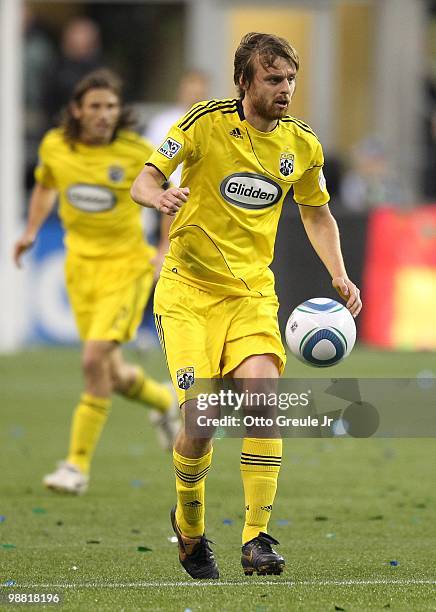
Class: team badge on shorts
108,166,125,182
158,137,182,159
177,366,195,390
279,152,294,177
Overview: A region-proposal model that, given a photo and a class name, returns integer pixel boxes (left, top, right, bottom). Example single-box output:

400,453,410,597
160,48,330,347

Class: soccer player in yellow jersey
14,69,178,495
131,33,362,578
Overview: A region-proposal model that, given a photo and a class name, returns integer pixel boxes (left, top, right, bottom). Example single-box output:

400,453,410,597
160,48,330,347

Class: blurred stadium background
0,0,435,353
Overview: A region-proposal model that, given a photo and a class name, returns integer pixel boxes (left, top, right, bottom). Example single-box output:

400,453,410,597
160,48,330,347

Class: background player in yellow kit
131,33,362,578
14,69,177,495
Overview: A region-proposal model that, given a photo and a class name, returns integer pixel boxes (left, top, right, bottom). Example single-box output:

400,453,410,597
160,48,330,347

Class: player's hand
332,276,362,318
13,234,36,269
153,187,189,216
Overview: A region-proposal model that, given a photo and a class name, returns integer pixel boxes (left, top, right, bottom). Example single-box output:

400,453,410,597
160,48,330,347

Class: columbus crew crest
279,152,294,177
177,366,195,390
108,166,125,182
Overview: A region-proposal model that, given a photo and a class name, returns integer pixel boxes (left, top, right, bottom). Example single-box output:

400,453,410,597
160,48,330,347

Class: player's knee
82,345,111,378
110,367,126,392
82,352,102,377
233,354,280,380
235,374,278,400
110,368,121,389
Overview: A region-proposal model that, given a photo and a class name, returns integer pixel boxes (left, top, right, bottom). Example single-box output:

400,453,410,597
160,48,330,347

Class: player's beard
252,95,289,122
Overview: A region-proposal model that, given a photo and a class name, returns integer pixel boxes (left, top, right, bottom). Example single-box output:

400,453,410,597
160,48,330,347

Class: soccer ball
285,298,356,367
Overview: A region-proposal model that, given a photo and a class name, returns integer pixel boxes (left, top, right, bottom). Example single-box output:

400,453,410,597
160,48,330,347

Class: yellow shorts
65,251,154,342
154,276,286,405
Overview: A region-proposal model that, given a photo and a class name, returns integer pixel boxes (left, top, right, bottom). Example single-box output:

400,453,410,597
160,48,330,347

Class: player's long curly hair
234,32,299,98
60,68,136,145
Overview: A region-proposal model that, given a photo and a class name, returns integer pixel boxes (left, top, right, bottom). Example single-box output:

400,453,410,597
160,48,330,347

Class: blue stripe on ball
302,328,345,366
303,300,341,312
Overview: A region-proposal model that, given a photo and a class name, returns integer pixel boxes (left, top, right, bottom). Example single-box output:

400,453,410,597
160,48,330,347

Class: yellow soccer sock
240,437,282,544
125,367,172,413
173,448,213,538
66,393,111,475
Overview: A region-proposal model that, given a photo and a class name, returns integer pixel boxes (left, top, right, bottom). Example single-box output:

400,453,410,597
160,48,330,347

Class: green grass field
1,346,435,611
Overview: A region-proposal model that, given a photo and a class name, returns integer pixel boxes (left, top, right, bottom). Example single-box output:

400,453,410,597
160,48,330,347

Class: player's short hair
61,68,135,144
234,32,299,98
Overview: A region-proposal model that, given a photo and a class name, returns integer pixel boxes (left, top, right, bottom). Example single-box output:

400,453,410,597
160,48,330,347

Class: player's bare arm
298,203,362,317
13,183,58,268
131,165,189,216
151,213,173,278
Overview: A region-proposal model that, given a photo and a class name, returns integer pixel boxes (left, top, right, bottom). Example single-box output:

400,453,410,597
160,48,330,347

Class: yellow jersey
35,128,155,259
146,98,329,296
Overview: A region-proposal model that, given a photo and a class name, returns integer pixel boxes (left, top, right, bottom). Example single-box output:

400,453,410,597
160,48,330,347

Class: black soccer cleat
170,507,219,579
241,532,285,576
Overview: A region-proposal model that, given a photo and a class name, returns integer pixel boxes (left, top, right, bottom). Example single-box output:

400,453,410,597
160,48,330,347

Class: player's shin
173,448,213,537
67,393,111,474
240,438,282,543
125,367,172,412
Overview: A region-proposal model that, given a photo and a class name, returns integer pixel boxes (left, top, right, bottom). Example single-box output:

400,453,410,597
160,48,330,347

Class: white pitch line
13,579,436,588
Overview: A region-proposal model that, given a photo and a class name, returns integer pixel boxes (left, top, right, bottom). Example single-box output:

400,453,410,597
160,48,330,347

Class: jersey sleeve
34,132,57,188
145,102,209,180
293,140,330,206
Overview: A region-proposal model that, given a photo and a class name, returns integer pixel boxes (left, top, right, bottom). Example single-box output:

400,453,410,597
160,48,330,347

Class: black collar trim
236,99,245,121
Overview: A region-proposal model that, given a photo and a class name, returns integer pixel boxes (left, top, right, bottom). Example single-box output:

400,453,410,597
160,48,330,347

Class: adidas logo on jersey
229,128,243,139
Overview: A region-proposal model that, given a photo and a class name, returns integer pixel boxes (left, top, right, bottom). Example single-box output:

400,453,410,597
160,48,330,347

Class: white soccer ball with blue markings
285,298,356,367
